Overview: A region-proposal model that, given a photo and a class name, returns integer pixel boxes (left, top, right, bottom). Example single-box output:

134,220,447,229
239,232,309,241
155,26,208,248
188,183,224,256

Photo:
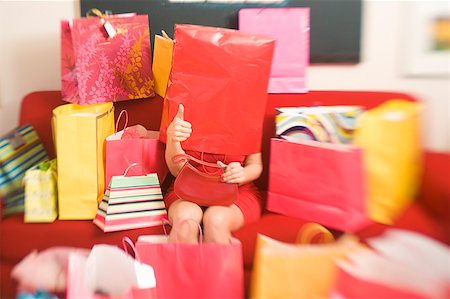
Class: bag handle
296,222,335,244
161,218,204,244
173,154,224,176
115,110,129,133
122,236,141,262
123,162,147,176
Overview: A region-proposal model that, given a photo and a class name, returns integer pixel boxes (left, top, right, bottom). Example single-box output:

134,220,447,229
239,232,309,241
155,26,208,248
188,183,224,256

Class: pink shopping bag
105,110,168,188
239,8,310,93
136,224,244,299
267,137,371,232
61,11,154,105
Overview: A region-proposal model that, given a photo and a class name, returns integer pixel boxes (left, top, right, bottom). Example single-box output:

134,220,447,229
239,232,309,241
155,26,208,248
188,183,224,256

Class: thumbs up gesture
167,104,192,142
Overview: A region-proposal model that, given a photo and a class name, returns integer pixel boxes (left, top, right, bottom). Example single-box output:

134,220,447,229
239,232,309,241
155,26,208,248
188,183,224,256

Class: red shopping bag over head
159,24,275,155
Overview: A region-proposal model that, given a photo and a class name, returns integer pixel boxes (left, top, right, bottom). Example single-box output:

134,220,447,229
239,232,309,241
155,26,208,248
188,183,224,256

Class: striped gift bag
93,163,167,232
275,106,365,144
0,124,49,216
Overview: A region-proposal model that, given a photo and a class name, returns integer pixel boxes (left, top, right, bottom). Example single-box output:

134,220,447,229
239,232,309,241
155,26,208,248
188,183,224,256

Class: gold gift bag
250,223,362,299
52,102,114,220
152,30,173,98
353,99,423,225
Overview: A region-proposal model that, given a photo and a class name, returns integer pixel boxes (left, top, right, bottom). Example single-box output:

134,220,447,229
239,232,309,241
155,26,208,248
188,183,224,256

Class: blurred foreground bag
159,24,275,155
94,163,167,232
239,7,310,93
250,223,363,299
0,124,49,216
67,238,156,299
267,137,370,232
61,11,154,105
105,110,168,188
332,229,450,298
23,159,58,223
136,224,244,299
353,99,422,224
52,102,114,220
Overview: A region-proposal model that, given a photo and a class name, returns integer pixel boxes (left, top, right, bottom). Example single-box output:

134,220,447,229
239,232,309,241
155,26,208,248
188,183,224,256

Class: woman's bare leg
168,200,203,243
202,204,244,244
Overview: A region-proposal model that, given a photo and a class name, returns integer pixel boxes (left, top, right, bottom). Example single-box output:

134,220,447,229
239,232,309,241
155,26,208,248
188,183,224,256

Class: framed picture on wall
402,1,450,77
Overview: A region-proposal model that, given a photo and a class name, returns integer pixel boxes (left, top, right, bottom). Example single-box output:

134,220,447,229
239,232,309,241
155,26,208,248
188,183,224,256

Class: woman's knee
168,200,203,243
168,200,203,223
203,206,244,243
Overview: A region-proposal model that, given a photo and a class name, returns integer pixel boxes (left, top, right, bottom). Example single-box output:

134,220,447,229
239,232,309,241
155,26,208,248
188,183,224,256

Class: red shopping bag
136,226,244,299
267,137,371,232
159,24,275,155
239,7,310,93
61,10,154,105
105,110,168,188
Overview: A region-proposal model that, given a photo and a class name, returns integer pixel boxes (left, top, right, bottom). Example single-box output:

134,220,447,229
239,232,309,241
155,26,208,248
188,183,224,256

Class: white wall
1,0,449,152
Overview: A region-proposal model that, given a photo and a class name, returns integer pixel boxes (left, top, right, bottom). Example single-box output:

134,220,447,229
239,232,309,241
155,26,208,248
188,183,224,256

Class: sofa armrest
19,91,64,159
417,151,450,237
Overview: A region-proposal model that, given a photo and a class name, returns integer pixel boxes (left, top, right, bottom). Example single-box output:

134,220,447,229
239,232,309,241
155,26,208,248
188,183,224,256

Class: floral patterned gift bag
61,10,154,105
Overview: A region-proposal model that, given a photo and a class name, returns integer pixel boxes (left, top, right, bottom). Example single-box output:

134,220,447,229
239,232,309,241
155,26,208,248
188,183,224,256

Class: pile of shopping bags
267,100,423,232
250,224,450,298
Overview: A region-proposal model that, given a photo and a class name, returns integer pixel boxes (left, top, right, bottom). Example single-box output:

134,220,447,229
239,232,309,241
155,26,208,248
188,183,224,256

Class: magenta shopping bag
105,110,168,188
61,12,154,105
239,8,310,93
136,229,244,299
267,137,371,232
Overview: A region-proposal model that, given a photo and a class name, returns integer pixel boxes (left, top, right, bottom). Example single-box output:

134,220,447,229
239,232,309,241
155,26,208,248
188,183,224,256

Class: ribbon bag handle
123,162,148,176
122,236,141,262
115,110,129,133
296,222,335,244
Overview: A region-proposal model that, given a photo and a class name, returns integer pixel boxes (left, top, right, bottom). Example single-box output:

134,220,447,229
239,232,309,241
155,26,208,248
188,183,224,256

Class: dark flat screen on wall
80,0,362,64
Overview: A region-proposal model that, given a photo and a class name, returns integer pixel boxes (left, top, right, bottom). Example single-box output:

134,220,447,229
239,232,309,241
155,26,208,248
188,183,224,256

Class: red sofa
1,90,449,298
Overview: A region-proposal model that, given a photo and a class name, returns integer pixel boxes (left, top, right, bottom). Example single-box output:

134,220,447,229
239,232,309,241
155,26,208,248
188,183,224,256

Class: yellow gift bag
152,30,173,98
250,223,363,299
52,102,114,220
353,99,423,225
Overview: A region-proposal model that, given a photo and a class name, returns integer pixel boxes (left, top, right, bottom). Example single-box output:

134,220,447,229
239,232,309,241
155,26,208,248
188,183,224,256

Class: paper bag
52,102,114,220
239,7,310,93
159,24,275,155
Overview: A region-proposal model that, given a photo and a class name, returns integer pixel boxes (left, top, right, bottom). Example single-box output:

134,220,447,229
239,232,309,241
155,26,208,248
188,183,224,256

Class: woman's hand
218,153,262,185
218,161,246,184
167,104,192,143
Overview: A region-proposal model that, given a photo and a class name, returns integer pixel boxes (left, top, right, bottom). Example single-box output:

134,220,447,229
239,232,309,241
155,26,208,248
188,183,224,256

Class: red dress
164,150,263,224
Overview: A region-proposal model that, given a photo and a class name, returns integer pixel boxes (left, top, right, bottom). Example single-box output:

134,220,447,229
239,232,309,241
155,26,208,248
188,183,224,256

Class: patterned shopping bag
61,10,154,105
94,163,167,232
0,124,49,216
23,159,58,223
276,106,365,144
